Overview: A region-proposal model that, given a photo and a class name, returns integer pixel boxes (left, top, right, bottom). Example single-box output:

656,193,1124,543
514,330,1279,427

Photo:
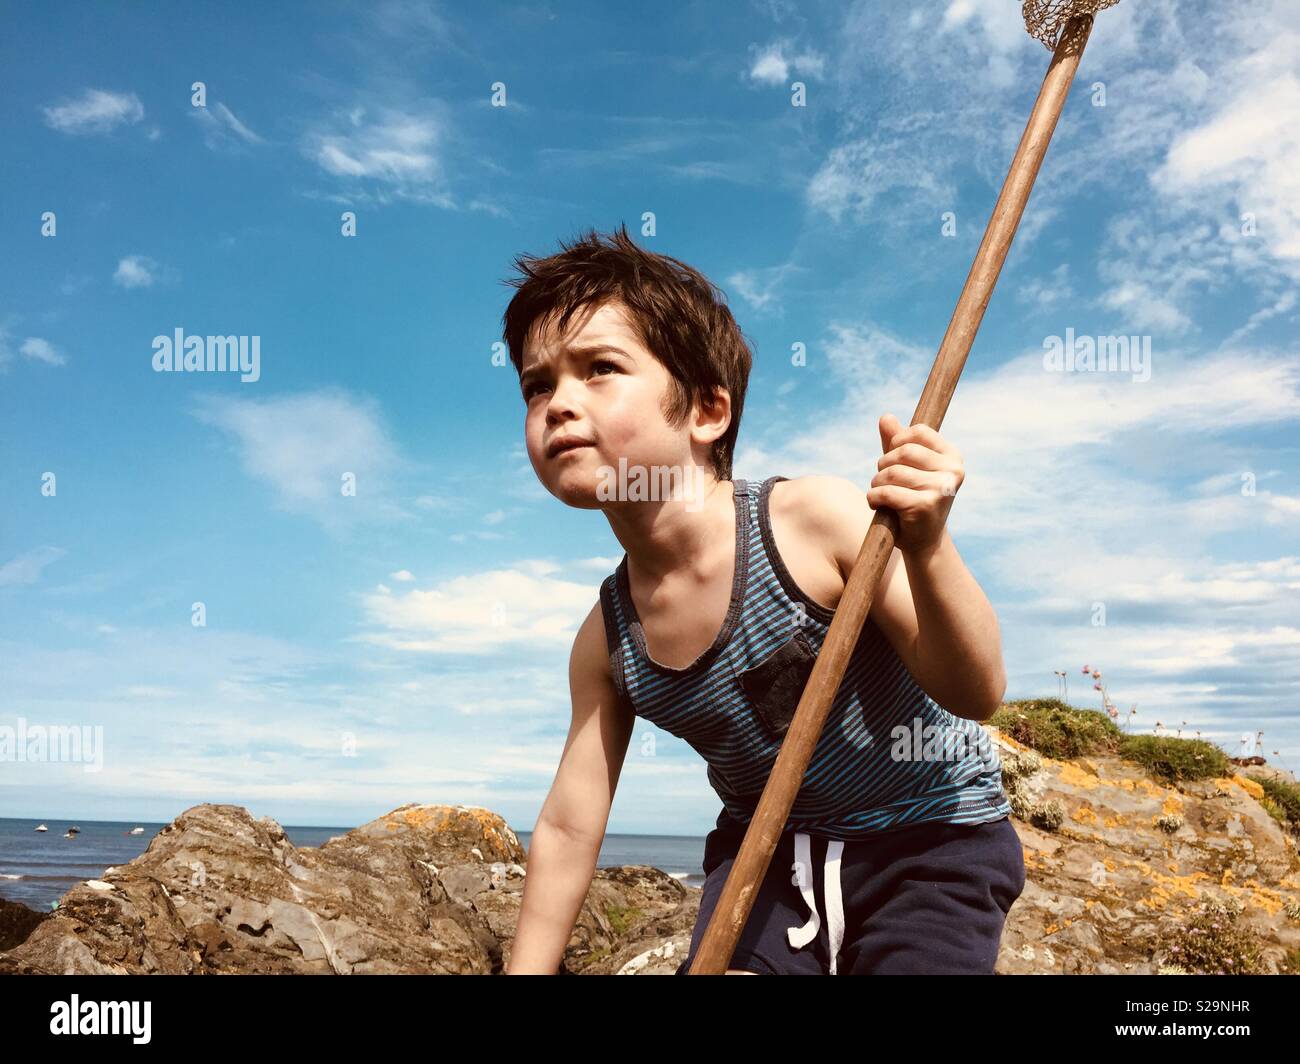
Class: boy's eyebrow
519,344,631,390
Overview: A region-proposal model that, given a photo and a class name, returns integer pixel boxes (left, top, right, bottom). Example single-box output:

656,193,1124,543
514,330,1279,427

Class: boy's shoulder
570,596,618,690
767,473,872,581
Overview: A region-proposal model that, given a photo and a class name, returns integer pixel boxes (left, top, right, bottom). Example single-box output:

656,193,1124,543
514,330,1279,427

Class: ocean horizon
0,816,709,912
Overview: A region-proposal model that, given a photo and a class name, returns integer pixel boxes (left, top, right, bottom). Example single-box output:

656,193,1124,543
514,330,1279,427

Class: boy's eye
523,360,619,400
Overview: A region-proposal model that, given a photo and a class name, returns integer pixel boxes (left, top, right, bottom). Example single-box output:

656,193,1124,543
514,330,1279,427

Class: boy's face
520,300,710,507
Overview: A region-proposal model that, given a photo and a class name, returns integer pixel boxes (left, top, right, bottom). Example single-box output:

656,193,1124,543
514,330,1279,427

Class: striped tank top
598,475,1011,839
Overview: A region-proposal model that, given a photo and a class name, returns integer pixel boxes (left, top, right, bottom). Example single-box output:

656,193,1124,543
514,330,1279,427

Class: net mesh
1022,0,1121,50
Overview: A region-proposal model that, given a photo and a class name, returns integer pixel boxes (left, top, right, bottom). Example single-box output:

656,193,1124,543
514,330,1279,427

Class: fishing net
1022,0,1121,50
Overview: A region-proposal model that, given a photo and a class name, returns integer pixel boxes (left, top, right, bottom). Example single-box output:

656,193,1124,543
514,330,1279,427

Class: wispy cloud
727,262,804,312
113,255,163,289
357,559,599,655
748,41,826,85
303,105,452,206
193,101,264,150
1,325,68,370
42,88,144,134
19,337,67,366
0,547,67,588
193,389,406,528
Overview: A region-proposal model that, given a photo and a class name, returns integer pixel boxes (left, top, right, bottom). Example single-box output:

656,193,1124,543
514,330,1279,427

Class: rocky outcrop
0,802,694,975
992,728,1300,974
2,728,1297,974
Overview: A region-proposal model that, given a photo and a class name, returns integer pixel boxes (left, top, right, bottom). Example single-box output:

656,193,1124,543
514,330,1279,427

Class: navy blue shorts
675,809,1026,975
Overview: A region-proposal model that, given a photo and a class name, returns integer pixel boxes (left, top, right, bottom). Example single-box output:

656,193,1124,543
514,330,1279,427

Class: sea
0,817,709,912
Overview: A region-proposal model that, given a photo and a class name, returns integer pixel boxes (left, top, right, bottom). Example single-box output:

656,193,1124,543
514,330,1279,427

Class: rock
0,897,48,954
989,726,1300,975
4,738,1296,974
0,802,698,976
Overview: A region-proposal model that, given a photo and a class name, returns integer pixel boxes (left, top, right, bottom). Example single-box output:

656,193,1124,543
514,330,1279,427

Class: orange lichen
1231,775,1265,800
1161,794,1184,815
1236,880,1290,916
1115,778,1169,800
1059,762,1103,790
1073,804,1099,825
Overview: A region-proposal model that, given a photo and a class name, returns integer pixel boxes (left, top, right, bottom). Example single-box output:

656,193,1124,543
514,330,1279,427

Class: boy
502,224,1025,975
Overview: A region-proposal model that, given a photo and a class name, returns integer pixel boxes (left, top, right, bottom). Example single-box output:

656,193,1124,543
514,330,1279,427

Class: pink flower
1082,665,1091,673
1094,682,1102,690
1092,670,1101,679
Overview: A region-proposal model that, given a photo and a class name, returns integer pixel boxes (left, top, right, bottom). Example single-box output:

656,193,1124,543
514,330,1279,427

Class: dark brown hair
499,222,753,481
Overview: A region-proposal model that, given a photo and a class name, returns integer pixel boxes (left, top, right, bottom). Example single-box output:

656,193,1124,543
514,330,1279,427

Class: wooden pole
690,13,1097,974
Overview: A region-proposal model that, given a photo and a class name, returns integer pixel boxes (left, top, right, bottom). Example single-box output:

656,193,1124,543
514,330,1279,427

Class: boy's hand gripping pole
689,14,1098,974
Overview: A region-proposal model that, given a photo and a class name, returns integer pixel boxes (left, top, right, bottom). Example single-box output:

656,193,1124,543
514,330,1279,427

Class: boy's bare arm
506,600,635,974
793,474,1006,722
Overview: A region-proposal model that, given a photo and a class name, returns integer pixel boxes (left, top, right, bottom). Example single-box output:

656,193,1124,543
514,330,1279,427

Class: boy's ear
692,385,731,444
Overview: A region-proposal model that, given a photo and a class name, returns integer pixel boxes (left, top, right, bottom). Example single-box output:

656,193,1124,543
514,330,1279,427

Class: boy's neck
603,472,735,585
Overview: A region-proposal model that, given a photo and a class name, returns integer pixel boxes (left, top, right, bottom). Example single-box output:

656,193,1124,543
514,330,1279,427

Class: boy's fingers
878,413,900,454
887,422,957,457
872,464,947,491
866,483,927,510
878,443,951,472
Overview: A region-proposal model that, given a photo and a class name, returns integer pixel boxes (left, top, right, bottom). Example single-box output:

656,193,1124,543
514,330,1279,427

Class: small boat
35,824,48,832
64,826,80,839
128,827,145,835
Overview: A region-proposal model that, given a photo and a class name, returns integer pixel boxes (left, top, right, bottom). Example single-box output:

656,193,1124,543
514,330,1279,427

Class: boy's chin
545,467,610,510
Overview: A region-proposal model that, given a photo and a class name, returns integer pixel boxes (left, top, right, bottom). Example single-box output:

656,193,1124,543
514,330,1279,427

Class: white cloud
748,41,826,85
358,561,598,655
806,130,955,225
19,337,67,366
42,88,144,134
1100,281,1193,335
113,255,159,288
727,262,803,311
304,105,452,206
0,547,67,587
390,569,415,582
1016,263,1073,308
193,389,405,528
1154,27,1300,265
192,101,263,150
0,326,67,370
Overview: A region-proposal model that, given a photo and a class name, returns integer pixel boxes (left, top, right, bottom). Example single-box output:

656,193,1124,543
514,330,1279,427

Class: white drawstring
788,831,846,974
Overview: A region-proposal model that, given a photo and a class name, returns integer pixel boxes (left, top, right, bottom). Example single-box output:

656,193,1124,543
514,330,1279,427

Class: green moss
989,699,1234,785
1116,734,1228,784
571,943,612,971
1247,775,1300,836
604,903,643,938
989,699,1122,761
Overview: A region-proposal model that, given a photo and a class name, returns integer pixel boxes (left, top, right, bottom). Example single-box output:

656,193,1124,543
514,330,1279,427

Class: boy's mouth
547,435,594,459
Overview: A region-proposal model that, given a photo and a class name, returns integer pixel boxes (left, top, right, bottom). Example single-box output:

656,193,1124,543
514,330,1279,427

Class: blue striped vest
599,476,1011,838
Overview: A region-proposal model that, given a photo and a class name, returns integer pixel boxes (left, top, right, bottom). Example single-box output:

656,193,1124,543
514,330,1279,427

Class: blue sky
2,0,1297,834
